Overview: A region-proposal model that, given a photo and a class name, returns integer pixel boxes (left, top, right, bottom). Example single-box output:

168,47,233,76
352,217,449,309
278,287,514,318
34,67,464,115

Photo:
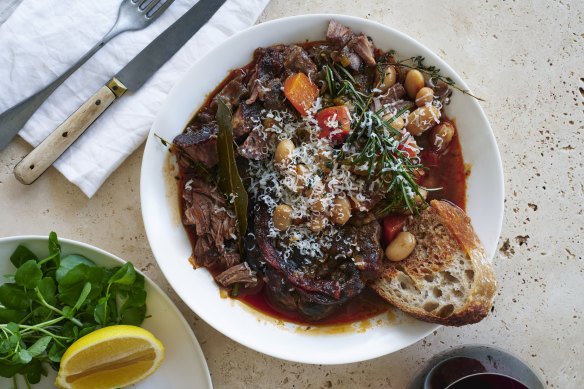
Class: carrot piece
284,73,319,116
316,105,352,141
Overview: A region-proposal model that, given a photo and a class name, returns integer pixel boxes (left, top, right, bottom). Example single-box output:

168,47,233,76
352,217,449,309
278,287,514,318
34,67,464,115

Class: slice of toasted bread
371,200,497,326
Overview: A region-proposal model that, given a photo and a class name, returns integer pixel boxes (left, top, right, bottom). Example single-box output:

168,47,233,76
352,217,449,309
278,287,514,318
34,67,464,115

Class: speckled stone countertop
1,0,582,387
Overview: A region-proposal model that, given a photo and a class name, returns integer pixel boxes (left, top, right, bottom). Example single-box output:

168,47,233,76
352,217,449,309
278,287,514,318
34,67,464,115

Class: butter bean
385,231,416,261
273,205,293,231
414,188,428,206
406,106,441,136
378,66,397,92
382,114,405,131
331,196,352,225
404,69,424,99
275,139,295,170
430,122,455,152
415,87,434,107
309,214,328,232
306,182,329,213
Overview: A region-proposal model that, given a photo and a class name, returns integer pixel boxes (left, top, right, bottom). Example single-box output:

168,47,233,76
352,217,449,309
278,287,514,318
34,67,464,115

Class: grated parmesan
245,100,388,262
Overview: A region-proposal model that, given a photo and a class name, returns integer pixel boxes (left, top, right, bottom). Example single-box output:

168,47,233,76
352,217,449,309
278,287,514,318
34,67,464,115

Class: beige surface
1,0,583,387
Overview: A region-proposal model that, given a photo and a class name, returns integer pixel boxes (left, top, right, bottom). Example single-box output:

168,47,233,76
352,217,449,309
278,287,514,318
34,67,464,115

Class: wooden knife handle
14,85,116,185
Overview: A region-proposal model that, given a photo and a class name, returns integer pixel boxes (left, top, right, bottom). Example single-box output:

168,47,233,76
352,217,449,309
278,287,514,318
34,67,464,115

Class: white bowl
0,236,212,389
140,14,504,364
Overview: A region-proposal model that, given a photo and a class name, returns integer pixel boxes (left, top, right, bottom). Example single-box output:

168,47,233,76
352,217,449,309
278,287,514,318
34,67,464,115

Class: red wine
448,373,529,389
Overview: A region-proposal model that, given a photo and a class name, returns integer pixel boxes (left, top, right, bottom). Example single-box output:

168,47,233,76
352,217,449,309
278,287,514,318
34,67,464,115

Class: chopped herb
324,159,334,170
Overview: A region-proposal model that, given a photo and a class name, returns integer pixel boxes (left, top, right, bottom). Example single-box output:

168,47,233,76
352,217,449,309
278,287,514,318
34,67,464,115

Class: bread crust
370,200,497,326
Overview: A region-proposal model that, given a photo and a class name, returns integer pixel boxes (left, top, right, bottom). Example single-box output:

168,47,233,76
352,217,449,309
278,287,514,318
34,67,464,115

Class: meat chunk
254,202,384,321
190,105,215,125
254,45,289,77
192,235,220,268
232,101,261,140
326,19,353,48
262,78,287,110
328,20,375,71
246,45,289,105
173,123,218,168
238,127,273,160
331,45,362,71
254,203,356,299
182,178,239,268
392,100,416,113
215,263,258,287
327,220,383,281
351,65,377,94
283,45,318,81
434,81,452,105
372,84,416,116
348,190,384,213
183,179,234,240
212,69,247,110
264,267,342,321
348,33,376,66
247,76,286,108
372,83,407,113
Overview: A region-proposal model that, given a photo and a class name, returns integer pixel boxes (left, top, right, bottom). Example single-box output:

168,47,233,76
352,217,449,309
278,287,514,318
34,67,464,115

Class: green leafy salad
0,233,147,387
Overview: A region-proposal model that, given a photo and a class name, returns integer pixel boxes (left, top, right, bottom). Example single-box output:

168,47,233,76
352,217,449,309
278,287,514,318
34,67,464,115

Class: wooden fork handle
14,80,124,185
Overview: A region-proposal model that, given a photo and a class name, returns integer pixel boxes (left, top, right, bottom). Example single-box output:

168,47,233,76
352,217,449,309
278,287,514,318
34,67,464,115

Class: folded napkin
0,0,270,197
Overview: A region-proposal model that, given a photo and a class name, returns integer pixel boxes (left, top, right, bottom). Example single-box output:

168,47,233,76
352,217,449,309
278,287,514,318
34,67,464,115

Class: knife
14,0,227,185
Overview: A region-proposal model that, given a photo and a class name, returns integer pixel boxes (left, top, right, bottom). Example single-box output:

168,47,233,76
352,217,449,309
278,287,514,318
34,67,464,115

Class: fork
0,0,174,150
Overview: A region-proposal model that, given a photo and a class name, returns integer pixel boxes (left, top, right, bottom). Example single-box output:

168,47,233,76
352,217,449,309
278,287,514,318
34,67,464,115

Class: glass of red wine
407,345,545,389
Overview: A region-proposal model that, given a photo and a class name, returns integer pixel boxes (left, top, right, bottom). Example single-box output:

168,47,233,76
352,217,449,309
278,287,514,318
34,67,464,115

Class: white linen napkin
0,0,270,197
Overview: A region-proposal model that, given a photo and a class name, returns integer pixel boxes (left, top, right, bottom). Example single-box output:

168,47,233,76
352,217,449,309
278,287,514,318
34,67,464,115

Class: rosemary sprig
335,63,356,83
324,65,335,97
394,55,484,101
323,65,429,215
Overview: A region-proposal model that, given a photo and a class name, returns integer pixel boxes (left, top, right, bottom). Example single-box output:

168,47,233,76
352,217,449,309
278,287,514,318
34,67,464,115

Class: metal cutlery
0,0,174,151
14,0,226,185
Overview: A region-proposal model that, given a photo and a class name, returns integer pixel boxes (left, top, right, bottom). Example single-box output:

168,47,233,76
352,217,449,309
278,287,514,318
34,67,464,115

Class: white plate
140,14,504,364
0,236,212,389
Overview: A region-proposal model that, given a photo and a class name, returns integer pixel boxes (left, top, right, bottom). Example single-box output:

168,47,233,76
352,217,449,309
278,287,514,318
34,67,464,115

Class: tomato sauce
418,119,466,211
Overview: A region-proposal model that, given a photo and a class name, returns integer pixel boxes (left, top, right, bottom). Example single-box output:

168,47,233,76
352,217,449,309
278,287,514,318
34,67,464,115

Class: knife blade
117,0,226,92
14,0,227,185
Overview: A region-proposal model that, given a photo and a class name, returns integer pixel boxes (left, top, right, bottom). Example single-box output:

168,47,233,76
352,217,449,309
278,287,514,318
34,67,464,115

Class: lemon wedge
55,325,164,389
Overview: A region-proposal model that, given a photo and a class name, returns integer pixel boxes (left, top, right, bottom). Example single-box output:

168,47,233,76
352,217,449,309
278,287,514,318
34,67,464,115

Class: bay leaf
216,100,248,252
